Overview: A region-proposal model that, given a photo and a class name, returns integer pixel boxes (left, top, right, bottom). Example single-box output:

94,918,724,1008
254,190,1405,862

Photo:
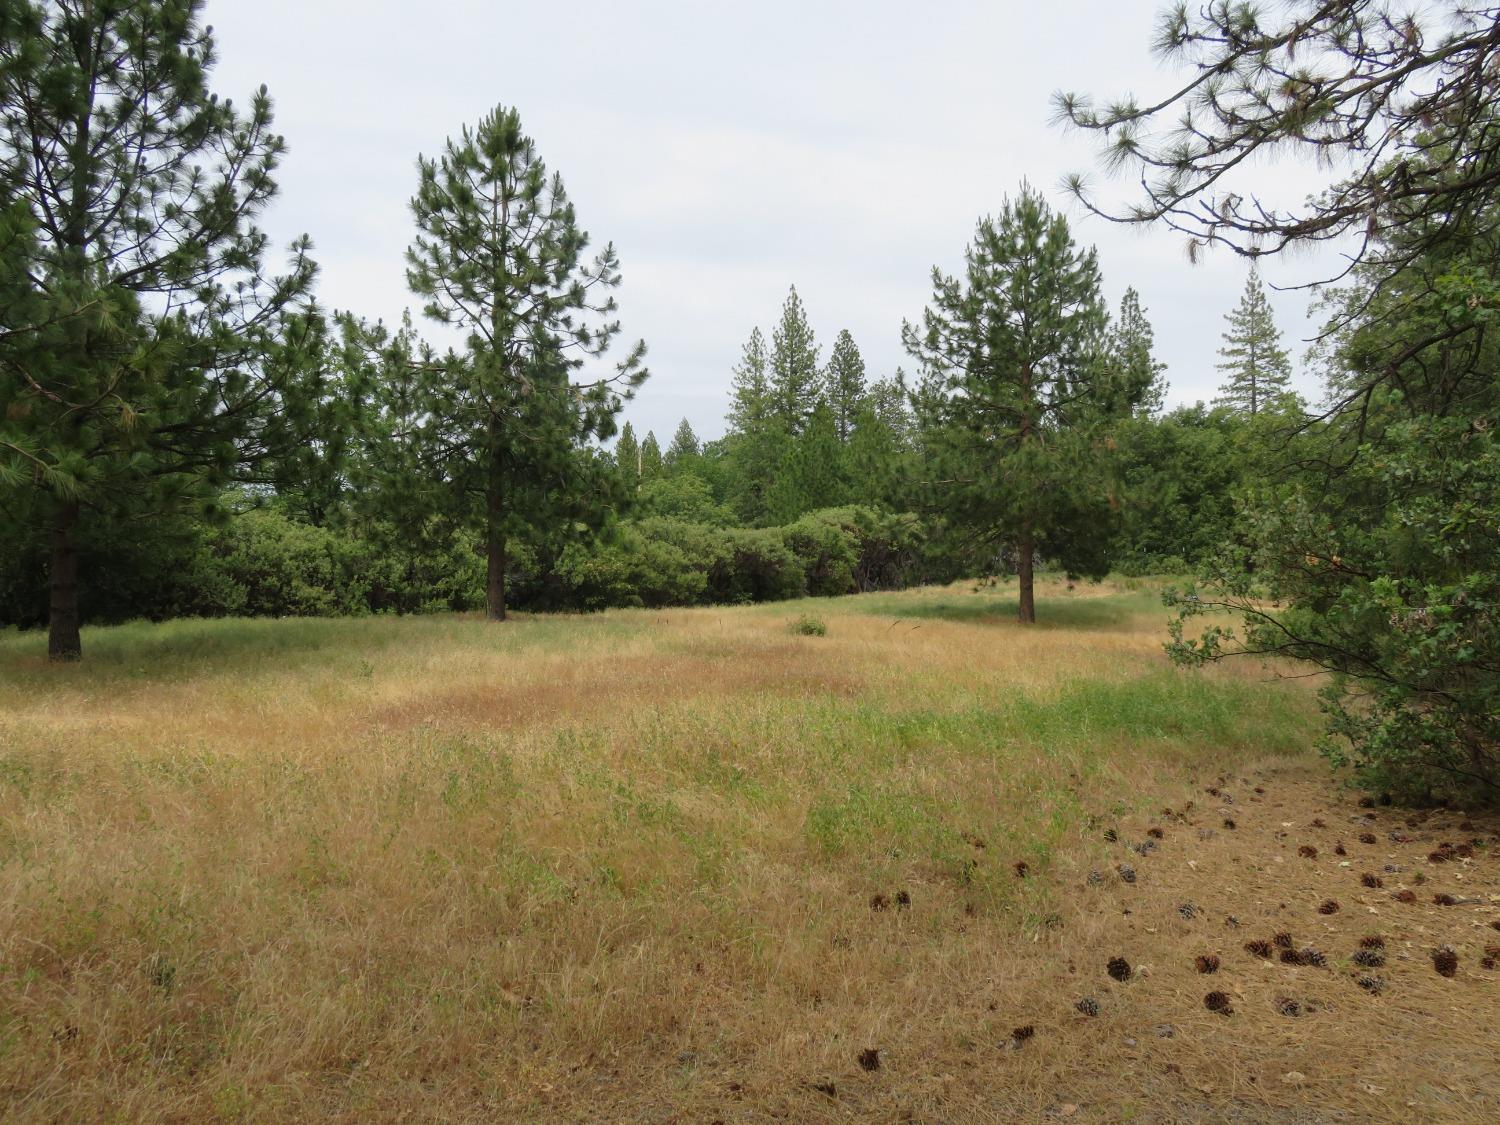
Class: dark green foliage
0,0,327,658
1068,2,1500,804
641,520,805,605
666,419,701,465
728,327,772,433
769,286,821,433
790,615,827,637
0,500,484,625
632,474,735,526
547,506,923,611
767,401,846,522
639,431,663,482
1214,269,1293,416
846,401,908,512
554,524,707,610
1169,193,1500,803
614,421,641,492
1113,406,1243,574
1109,288,1167,415
905,186,1130,622
0,501,233,627
783,507,924,594
825,329,867,442
781,511,860,597
0,498,931,623
404,104,646,621
721,296,917,526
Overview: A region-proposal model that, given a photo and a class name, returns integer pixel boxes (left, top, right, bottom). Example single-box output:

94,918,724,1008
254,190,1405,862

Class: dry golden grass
1,578,1497,1122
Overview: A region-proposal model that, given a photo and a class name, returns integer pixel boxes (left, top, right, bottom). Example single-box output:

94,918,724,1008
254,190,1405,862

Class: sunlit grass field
0,578,1325,1121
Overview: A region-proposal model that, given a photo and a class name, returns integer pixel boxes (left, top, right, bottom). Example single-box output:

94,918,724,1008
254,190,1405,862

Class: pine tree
904,186,1124,624
405,105,646,620
769,286,821,433
1110,288,1167,415
615,421,640,490
788,402,846,515
866,373,914,444
640,431,663,481
824,329,867,442
336,310,438,528
1214,267,1292,416
0,0,327,660
666,418,700,465
846,401,902,508
725,324,781,524
727,327,771,434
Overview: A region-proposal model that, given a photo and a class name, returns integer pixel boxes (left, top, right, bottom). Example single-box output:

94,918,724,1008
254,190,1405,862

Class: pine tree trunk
485,438,507,622
48,500,83,661
1017,521,1036,625
1016,368,1038,626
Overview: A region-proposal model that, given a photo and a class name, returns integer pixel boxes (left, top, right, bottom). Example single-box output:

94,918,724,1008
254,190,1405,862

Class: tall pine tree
1214,267,1292,416
769,286,820,434
405,105,646,620
905,186,1124,623
0,0,326,660
727,327,770,434
1110,287,1167,415
725,324,781,523
846,401,903,508
614,421,640,490
666,418,700,465
824,329,867,442
639,430,663,482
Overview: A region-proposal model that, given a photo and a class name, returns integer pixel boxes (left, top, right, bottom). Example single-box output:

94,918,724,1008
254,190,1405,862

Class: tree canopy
403,104,646,620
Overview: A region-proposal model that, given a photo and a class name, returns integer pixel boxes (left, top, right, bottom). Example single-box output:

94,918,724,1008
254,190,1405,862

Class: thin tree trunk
1017,520,1036,625
485,436,507,621
48,501,83,661
1016,362,1038,625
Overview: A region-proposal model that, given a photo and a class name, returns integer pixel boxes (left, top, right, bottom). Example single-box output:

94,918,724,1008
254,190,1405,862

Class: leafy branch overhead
1056,1,1500,284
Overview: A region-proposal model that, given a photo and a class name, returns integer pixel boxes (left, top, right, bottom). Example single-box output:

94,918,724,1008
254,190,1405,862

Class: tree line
0,0,1295,654
3,2,1495,800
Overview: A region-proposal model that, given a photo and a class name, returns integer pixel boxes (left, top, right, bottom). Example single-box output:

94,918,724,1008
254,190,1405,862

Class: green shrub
556,526,705,610
789,614,827,636
782,514,858,597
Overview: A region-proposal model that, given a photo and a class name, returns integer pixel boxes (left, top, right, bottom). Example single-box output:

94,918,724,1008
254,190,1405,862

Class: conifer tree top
1214,267,1292,416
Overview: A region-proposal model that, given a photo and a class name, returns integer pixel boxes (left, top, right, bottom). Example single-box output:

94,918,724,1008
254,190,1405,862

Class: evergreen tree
824,329,867,442
1110,288,1167,415
336,310,438,528
847,401,903,509
639,430,663,481
769,286,820,433
614,421,640,490
405,105,646,620
867,373,914,443
724,324,782,524
1214,268,1292,416
904,186,1123,623
666,418,700,465
727,327,770,434
790,402,846,514
0,0,327,660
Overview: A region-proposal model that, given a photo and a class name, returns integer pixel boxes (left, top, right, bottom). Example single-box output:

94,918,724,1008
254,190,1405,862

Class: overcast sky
206,0,1333,443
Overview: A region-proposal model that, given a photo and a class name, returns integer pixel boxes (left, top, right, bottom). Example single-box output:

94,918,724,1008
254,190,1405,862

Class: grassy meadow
0,579,1334,1121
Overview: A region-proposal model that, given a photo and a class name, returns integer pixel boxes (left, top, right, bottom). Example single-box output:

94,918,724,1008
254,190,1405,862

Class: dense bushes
0,502,926,627
554,506,924,610
0,505,488,627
